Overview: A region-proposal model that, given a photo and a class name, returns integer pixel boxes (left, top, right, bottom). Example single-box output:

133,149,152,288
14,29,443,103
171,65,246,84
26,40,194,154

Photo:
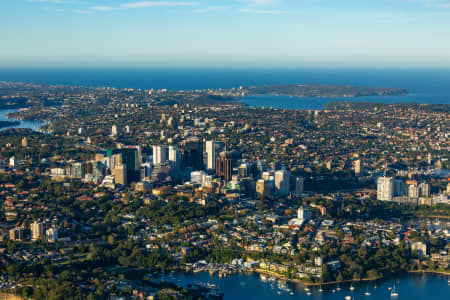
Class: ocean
0,68,449,109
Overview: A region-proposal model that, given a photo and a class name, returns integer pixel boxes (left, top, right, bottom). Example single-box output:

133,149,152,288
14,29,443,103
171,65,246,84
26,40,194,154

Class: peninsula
240,84,407,98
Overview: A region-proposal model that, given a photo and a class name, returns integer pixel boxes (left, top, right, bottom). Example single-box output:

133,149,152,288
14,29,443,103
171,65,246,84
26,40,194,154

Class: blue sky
1,0,450,67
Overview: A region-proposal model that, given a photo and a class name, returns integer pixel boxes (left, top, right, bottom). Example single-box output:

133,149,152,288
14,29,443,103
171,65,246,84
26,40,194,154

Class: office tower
298,206,311,221
125,125,130,134
206,141,224,171
419,182,430,197
169,146,181,167
9,227,23,241
377,177,394,201
354,159,364,176
239,163,249,178
153,145,169,166
216,151,235,182
408,184,419,199
275,170,290,196
140,162,152,179
115,146,142,182
183,137,204,170
393,179,407,196
295,177,304,194
111,125,118,136
256,179,271,198
70,162,84,179
21,137,28,147
46,228,58,243
111,164,127,186
31,221,44,241
92,161,105,177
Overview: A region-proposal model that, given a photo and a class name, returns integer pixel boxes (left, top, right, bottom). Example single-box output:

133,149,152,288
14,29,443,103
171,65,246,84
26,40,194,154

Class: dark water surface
0,68,449,109
153,272,450,300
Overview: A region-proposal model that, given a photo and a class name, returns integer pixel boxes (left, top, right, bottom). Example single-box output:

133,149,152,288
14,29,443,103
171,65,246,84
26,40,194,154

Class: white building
411,241,427,256
298,206,311,221
377,177,394,201
31,221,44,241
275,170,290,196
46,228,58,243
206,141,223,170
153,145,169,166
168,146,181,168
111,125,118,136
191,171,206,185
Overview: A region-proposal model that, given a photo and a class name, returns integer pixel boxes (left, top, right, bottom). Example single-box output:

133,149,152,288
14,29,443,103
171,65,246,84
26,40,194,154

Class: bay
0,109,44,131
153,272,450,300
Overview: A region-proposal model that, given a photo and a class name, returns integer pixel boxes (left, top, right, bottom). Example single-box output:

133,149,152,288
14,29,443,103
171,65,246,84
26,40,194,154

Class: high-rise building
114,146,142,182
9,227,23,241
69,162,84,179
256,179,271,198
216,151,236,182
408,184,419,199
275,170,290,196
153,145,169,166
419,182,430,197
111,164,127,186
31,221,44,241
140,162,152,179
182,137,204,170
169,146,181,167
377,177,394,201
46,228,58,243
239,163,250,178
295,177,305,195
298,206,311,221
111,125,118,136
206,141,224,171
354,159,364,176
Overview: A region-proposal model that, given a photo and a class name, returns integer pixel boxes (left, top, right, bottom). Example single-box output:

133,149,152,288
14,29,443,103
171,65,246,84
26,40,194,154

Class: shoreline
254,268,450,287
255,269,382,287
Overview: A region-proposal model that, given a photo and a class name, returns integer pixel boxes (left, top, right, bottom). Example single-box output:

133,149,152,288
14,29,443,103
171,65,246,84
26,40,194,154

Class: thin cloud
194,6,229,13
239,8,287,14
121,1,198,9
91,6,115,11
73,9,94,14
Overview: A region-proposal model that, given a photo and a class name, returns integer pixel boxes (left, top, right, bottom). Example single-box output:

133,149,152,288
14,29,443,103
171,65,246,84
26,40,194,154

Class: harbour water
1,68,450,109
0,109,44,131
153,272,450,300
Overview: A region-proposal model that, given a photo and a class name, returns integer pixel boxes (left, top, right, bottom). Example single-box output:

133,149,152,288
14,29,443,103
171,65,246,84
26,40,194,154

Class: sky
1,0,450,68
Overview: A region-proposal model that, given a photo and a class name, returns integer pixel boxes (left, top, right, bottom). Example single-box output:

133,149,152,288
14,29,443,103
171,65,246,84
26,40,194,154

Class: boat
307,292,312,296
345,296,352,300
365,286,371,296
304,287,310,292
332,289,336,293
391,285,399,297
349,285,355,291
337,284,341,291
319,286,324,292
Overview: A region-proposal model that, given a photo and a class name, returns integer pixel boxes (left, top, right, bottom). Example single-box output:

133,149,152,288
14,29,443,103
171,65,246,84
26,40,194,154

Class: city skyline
2,0,450,67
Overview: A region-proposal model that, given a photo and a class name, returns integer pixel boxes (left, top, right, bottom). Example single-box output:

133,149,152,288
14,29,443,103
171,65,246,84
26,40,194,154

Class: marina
151,272,450,299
